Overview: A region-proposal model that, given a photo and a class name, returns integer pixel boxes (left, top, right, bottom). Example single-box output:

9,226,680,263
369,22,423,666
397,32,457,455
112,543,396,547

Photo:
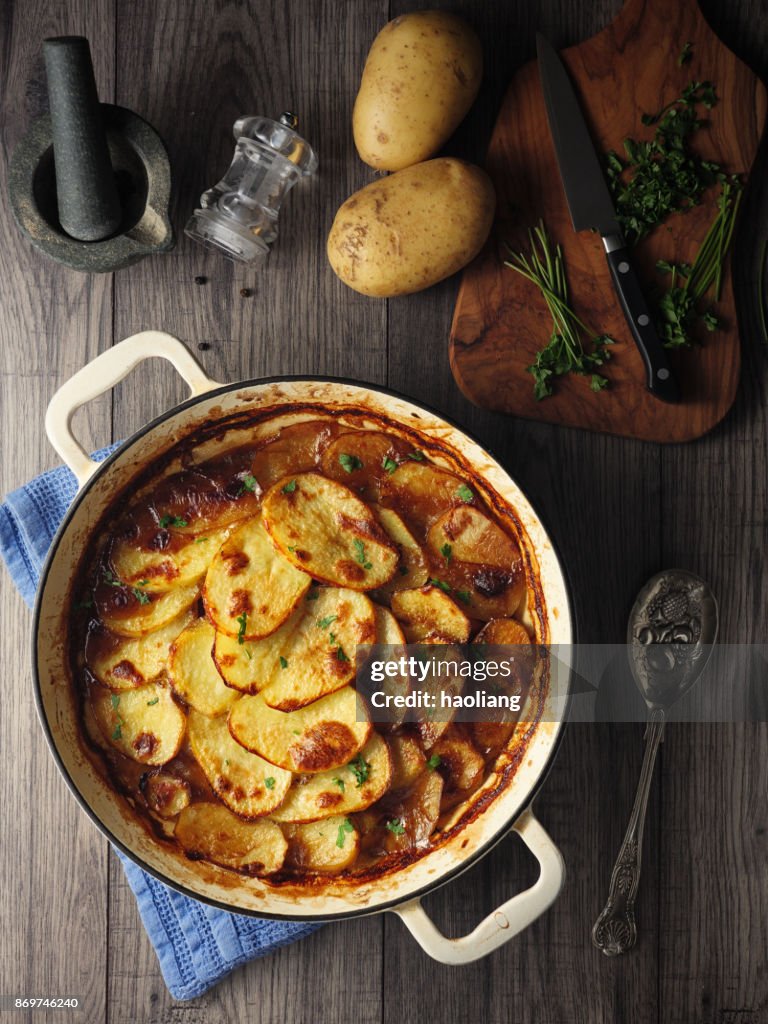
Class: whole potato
353,11,482,171
327,157,495,298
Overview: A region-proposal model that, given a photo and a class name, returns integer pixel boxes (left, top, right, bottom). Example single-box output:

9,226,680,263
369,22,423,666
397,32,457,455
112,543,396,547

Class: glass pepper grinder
185,112,317,264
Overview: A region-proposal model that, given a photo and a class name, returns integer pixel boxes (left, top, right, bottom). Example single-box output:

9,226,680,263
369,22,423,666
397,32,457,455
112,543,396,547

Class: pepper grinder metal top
185,112,318,265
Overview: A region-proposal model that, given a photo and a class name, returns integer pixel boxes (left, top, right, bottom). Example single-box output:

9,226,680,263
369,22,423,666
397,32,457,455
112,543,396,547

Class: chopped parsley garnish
265,777,276,790
386,818,405,836
429,578,451,594
279,656,289,669
224,759,230,766
678,41,692,66
348,754,371,787
159,514,188,528
353,538,372,570
194,537,209,544
146,697,160,707
244,646,253,661
238,473,258,496
236,612,248,644
339,453,363,473
112,722,122,740
440,543,452,562
132,587,151,605
102,570,123,588
317,614,338,630
110,694,120,710
332,777,346,793
281,479,297,494
407,450,425,461
427,754,442,771
382,456,398,475
456,484,474,503
336,818,354,848
455,589,472,605
335,645,350,663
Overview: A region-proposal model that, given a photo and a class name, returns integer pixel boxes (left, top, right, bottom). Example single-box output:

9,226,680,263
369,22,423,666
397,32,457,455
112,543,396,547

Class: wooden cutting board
449,0,766,442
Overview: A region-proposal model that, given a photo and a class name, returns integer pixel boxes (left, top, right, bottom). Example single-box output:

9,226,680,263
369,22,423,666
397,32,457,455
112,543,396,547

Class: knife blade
536,33,680,403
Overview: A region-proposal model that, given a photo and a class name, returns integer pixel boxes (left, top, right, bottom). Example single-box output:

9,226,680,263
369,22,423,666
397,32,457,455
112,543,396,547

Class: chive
336,818,354,848
146,697,159,706
236,612,248,644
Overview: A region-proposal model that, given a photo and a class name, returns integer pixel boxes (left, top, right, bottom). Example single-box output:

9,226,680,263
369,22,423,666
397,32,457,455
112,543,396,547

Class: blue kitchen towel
0,446,322,1000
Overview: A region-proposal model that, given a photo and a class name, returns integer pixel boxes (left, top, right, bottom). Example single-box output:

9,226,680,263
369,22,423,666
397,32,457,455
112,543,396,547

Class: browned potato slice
382,769,444,853
426,506,525,619
250,420,340,490
187,710,291,819
391,585,471,642
320,432,407,499
110,523,232,593
283,816,360,873
147,455,261,536
86,609,195,691
167,619,240,716
270,734,391,823
261,472,398,590
261,588,375,710
372,505,428,597
388,732,427,789
432,730,485,807
203,516,311,639
474,618,531,645
380,460,477,531
470,721,516,761
213,606,301,694
140,770,191,818
97,581,200,639
228,686,371,773
174,803,287,872
91,682,186,765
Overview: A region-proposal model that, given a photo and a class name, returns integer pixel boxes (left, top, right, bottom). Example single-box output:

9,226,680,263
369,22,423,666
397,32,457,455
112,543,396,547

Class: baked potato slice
167,619,240,716
203,516,311,639
474,618,531,645
270,733,391,823
109,524,232,594
261,472,398,590
283,816,360,873
187,709,291,819
147,460,261,537
381,769,444,854
250,420,340,490
174,803,287,872
380,460,477,532
432,729,485,810
140,770,191,819
86,609,195,691
97,581,200,639
372,505,428,597
319,431,408,499
391,585,472,643
91,682,186,765
228,686,371,773
260,587,376,710
212,606,301,694
388,731,427,789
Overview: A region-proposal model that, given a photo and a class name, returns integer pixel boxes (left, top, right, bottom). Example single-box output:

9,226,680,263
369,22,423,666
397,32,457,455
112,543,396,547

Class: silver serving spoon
592,569,718,956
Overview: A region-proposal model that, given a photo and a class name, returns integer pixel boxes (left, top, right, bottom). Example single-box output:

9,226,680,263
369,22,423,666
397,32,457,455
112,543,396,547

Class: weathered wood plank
0,2,114,1023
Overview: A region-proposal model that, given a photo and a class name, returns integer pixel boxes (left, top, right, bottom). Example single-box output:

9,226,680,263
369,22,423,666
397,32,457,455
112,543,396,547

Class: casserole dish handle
392,806,564,964
45,331,221,488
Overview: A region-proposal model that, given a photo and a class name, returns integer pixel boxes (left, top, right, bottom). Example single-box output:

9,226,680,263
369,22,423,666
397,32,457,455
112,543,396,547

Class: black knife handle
605,245,680,404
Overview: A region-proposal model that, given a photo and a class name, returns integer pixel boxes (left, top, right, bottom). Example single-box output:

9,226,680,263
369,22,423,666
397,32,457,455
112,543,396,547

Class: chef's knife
536,34,680,403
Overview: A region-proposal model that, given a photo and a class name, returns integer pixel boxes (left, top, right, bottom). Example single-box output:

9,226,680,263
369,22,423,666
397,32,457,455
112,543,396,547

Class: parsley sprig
505,222,614,399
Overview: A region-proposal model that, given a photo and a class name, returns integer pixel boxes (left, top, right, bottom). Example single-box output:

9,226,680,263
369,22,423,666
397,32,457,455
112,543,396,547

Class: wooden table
1,2,766,1021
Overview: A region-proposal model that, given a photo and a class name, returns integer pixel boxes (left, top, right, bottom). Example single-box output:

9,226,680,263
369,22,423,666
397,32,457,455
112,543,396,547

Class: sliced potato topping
213,606,302,694
261,472,399,589
390,585,472,643
174,803,287,872
283,815,360,873
380,460,475,532
146,460,261,536
372,505,429,597
110,523,233,593
97,581,200,639
250,420,340,490
319,431,407,499
140,770,191,818
91,682,186,765
167,619,240,716
228,686,371,773
261,588,376,710
270,733,391,823
432,730,485,807
203,516,311,639
474,618,531,645
388,732,427,790
86,609,194,691
187,710,291,819
382,769,444,853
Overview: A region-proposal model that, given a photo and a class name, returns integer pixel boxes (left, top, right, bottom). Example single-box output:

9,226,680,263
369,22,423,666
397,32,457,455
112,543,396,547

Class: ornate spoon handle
592,709,666,956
